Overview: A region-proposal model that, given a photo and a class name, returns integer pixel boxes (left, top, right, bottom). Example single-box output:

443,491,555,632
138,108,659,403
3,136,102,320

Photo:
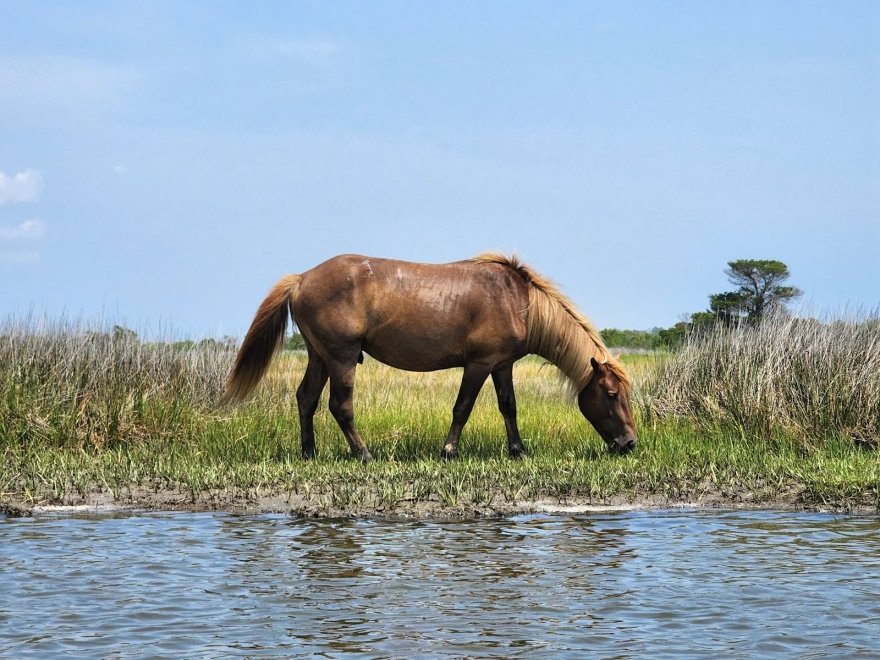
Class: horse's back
292,254,530,370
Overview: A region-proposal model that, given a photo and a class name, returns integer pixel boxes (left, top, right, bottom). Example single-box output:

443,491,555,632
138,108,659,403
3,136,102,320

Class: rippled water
2,509,879,657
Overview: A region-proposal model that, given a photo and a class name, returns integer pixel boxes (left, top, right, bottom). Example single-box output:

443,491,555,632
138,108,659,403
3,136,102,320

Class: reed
642,313,880,447
0,317,229,449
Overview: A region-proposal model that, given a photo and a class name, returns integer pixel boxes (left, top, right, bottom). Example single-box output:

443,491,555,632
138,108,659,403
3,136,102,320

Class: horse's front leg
440,364,491,459
491,364,524,458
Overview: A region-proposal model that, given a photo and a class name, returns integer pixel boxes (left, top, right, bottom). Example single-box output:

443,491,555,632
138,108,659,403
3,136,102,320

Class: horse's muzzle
608,435,637,454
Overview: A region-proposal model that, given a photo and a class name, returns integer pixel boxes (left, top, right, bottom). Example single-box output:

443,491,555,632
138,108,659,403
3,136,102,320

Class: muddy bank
2,483,876,518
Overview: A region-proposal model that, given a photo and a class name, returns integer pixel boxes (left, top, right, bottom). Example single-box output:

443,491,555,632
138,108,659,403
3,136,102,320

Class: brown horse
221,253,637,461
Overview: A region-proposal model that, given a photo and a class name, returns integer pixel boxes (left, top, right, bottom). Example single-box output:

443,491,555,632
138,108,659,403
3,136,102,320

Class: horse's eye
607,390,618,400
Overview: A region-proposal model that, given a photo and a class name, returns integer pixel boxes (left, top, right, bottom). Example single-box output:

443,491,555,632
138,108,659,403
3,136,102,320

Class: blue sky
1,1,877,339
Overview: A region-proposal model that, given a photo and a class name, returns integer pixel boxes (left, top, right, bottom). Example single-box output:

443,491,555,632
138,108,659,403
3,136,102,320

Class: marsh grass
1,317,877,512
0,317,229,450
643,313,880,447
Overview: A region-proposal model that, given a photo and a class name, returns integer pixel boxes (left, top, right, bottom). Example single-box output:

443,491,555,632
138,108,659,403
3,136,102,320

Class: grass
1,317,878,514
642,314,880,446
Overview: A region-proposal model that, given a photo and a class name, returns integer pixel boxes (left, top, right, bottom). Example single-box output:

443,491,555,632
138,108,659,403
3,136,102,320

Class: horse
221,253,637,461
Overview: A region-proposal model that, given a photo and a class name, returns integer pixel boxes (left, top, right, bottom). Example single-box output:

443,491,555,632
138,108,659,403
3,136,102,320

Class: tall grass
643,313,880,445
0,317,230,449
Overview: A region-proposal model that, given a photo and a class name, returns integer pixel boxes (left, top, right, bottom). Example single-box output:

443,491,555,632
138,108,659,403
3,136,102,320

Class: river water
2,509,879,657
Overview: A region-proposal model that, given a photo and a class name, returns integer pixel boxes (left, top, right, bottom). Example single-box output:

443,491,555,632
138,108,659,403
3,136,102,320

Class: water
2,509,879,657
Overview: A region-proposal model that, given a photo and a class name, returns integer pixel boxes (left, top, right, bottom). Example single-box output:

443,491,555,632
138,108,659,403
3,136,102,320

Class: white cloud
0,249,40,265
0,169,44,204
0,218,47,240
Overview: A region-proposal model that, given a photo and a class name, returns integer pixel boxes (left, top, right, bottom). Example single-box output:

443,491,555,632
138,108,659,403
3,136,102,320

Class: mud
2,483,876,518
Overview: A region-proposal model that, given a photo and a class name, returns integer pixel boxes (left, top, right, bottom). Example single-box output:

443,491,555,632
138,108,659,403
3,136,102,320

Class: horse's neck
528,306,601,392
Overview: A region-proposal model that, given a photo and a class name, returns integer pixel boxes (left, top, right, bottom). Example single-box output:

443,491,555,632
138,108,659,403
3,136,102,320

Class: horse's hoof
508,444,526,459
355,450,372,463
301,446,317,460
440,447,459,460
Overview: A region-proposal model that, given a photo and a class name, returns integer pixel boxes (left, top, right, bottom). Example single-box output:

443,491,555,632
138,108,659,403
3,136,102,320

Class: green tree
689,310,718,328
658,322,689,349
284,332,306,351
600,328,664,350
721,259,801,323
658,258,803,348
707,291,749,325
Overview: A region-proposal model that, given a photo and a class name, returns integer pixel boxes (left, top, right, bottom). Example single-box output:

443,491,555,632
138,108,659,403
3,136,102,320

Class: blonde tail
220,274,302,405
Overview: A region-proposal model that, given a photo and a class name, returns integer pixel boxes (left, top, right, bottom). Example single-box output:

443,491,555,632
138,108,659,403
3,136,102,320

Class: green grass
1,318,878,514
4,415,877,514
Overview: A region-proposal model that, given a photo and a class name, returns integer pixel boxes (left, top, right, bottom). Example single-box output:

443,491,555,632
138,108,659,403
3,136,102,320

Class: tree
600,328,664,350
721,259,802,323
656,258,803,349
658,321,689,349
707,291,749,325
284,332,306,351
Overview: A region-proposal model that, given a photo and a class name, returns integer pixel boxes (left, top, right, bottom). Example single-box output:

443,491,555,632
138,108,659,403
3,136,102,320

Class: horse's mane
469,252,630,393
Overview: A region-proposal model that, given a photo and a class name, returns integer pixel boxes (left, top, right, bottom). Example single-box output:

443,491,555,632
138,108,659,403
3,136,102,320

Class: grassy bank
1,318,878,515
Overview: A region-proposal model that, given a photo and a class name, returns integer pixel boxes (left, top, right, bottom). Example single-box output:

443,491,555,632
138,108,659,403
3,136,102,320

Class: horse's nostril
615,438,637,454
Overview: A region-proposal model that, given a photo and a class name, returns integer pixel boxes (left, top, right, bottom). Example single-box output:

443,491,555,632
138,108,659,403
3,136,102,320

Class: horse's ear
590,357,602,370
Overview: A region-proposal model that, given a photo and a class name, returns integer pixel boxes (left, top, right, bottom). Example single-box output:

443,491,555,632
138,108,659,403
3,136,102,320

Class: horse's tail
220,274,302,405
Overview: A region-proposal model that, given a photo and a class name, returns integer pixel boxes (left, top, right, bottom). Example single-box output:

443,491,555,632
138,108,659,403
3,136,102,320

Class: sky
1,1,878,339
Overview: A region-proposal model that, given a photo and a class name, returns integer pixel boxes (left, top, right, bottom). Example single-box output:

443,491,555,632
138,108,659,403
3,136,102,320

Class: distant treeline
96,326,725,353
78,326,239,351
86,325,304,352
600,323,725,351
600,328,671,351
107,317,880,356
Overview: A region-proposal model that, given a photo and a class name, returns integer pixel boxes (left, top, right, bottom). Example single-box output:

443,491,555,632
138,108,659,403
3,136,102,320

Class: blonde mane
470,252,631,392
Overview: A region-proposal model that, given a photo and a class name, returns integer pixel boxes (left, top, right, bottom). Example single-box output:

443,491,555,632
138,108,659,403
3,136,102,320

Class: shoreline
3,486,877,518
4,344,878,523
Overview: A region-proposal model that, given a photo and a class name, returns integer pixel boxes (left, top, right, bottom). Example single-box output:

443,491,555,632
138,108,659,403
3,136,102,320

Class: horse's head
578,357,638,454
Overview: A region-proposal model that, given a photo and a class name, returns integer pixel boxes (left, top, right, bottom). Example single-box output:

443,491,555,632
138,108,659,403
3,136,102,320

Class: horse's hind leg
296,349,328,459
491,364,524,458
326,358,372,462
440,364,491,459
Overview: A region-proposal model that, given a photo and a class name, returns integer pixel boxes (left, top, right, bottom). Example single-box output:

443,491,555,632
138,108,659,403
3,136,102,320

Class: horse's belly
362,333,465,372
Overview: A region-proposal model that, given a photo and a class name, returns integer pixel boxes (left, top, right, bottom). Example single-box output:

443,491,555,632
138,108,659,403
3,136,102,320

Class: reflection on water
2,510,879,656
